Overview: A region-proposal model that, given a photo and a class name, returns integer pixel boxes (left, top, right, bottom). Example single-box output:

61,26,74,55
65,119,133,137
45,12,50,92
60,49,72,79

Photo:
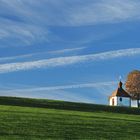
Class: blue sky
0,0,140,104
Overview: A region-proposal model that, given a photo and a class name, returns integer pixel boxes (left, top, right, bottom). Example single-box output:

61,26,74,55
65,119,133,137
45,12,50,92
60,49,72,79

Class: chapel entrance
112,98,114,106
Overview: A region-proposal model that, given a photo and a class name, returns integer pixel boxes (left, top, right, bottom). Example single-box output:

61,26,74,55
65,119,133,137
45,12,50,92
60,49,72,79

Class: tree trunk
137,99,139,108
136,94,140,108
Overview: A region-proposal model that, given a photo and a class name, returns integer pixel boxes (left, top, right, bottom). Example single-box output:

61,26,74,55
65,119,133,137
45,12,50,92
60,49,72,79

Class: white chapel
109,81,131,107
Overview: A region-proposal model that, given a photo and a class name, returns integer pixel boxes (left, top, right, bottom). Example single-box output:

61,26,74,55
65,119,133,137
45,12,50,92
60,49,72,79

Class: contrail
0,48,140,73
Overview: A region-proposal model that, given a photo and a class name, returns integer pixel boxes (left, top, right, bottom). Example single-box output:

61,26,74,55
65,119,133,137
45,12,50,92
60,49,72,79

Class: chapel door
112,98,114,106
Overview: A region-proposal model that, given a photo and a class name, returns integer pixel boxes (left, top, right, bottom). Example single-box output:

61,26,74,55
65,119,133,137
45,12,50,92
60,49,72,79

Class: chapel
109,81,131,107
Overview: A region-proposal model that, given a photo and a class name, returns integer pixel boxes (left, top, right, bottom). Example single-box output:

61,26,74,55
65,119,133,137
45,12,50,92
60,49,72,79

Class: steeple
118,81,123,89
109,76,131,107
118,76,123,89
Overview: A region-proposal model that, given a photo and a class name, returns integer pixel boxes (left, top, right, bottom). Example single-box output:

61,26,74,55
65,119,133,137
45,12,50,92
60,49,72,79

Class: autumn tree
125,70,140,107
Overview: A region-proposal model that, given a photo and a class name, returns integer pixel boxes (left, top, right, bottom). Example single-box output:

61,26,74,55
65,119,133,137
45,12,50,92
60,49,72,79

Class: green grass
0,97,140,140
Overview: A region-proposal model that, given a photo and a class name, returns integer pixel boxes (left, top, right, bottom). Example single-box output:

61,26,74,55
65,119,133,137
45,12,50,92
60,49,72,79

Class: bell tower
118,81,123,89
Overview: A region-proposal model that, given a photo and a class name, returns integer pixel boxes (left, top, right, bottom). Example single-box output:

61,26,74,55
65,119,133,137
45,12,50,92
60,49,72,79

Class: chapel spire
118,81,123,89
118,76,122,89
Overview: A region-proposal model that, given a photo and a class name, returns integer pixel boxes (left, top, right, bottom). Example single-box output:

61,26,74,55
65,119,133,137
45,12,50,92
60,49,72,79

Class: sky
0,0,140,105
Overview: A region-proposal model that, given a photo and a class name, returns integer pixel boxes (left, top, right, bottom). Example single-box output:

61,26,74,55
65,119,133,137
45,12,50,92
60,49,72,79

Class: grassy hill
0,97,140,140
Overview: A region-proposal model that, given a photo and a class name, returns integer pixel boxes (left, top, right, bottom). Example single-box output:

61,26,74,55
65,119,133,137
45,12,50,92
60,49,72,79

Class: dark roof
109,88,131,98
109,81,131,99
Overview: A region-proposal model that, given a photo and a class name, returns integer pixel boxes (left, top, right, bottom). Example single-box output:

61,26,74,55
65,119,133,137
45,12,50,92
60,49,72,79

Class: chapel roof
109,81,131,99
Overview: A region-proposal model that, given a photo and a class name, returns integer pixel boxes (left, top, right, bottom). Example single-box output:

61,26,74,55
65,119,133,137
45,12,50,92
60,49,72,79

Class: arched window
120,97,122,102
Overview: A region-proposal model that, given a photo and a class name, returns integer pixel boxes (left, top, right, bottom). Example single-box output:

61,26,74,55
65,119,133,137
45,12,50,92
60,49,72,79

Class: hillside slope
0,96,140,115
0,97,140,140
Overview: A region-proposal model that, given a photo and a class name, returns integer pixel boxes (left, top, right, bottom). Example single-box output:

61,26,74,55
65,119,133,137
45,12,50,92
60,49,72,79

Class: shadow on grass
0,96,139,115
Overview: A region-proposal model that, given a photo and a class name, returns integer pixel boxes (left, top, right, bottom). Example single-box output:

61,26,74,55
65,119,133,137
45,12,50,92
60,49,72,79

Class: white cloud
0,0,48,47
0,81,116,103
67,0,140,26
8,81,116,92
0,21,48,47
0,48,140,73
48,47,86,54
0,0,140,47
14,0,140,26
1,0,140,27
0,53,34,62
0,47,86,62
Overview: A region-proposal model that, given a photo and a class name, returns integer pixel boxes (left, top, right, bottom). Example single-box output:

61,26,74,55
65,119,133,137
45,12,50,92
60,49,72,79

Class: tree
125,70,140,107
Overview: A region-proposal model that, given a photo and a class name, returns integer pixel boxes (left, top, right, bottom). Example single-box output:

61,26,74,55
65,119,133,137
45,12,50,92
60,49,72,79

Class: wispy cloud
0,21,48,47
0,0,48,47
0,48,140,73
0,0,140,47
0,81,116,103
0,47,86,63
9,0,140,26
66,0,140,26
48,47,86,55
6,81,116,92
4,0,139,26
0,89,97,103
0,53,34,62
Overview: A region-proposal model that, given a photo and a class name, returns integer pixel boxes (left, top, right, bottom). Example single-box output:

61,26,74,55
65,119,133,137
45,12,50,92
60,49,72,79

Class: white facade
131,100,139,107
110,97,117,106
109,96,131,107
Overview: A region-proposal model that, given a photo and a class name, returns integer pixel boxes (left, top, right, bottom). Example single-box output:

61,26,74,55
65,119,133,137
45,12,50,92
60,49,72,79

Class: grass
0,97,140,140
